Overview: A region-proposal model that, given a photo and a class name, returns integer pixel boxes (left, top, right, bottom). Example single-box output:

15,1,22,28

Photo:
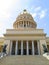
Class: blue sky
0,0,49,37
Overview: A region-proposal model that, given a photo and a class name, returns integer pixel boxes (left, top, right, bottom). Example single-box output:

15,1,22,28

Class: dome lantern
23,9,27,13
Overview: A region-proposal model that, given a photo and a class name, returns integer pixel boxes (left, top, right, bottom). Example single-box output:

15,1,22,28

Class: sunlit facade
0,10,49,55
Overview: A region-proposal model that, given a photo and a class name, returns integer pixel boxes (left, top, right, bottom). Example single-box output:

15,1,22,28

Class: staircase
0,55,49,65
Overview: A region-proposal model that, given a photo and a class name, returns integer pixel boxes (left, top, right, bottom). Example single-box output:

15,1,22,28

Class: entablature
5,28,45,34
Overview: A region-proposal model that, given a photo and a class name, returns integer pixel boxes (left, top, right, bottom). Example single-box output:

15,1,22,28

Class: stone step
0,55,49,65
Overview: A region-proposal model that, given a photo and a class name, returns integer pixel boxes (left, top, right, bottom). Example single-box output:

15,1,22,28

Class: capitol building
0,10,49,55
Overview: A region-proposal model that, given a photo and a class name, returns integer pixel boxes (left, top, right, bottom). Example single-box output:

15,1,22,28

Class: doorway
18,41,21,55
11,41,16,55
29,41,32,55
23,41,26,55
34,41,38,55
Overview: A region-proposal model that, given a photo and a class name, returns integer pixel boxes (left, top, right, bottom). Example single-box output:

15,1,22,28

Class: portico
10,40,40,55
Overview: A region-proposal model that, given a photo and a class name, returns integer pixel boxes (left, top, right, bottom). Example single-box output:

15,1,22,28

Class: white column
37,40,40,55
15,41,18,55
21,41,23,55
26,41,29,55
32,41,34,55
28,21,29,27
26,21,27,27
17,22,19,28
23,21,24,27
18,22,19,28
10,41,12,55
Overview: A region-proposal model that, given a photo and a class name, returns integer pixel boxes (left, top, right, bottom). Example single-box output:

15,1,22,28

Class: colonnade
17,21,34,28
10,40,40,55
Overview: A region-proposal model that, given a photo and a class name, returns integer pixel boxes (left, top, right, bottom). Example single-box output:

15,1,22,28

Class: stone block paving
0,55,49,65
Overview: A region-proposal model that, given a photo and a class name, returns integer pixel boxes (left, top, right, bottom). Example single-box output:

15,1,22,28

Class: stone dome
13,9,37,29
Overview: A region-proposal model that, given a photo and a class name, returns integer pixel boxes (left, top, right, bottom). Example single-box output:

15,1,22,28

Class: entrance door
34,41,38,55
23,41,26,55
18,41,21,55
29,41,32,55
23,49,26,55
11,41,16,55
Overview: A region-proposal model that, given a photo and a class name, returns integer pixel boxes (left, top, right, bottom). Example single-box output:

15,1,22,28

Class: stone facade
0,10,49,55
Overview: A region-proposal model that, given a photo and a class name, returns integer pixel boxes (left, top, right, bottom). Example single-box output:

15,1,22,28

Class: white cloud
0,22,5,36
0,0,21,19
39,10,47,19
44,23,47,26
0,0,11,19
31,6,47,19
31,6,41,12
32,13,37,18
34,6,41,12
0,10,10,19
0,22,4,29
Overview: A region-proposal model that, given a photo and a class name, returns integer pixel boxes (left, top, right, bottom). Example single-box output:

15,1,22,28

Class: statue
0,44,8,59
42,44,48,53
2,44,8,55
